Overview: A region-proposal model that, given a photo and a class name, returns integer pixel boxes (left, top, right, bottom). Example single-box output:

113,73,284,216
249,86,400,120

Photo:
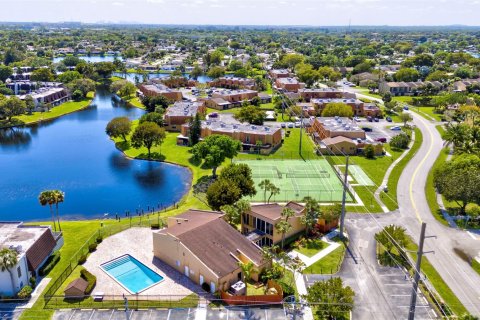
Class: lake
53,55,118,63
114,72,212,84
0,88,191,221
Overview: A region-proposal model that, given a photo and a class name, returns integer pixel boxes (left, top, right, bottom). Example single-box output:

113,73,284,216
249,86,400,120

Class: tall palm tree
38,190,57,232
276,207,295,249
0,248,18,294
53,190,65,232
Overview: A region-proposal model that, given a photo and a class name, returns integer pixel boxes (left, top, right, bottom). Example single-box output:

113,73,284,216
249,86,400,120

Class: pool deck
83,227,198,299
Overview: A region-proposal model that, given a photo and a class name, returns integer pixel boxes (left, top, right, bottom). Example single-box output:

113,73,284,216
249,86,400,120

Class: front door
184,266,189,277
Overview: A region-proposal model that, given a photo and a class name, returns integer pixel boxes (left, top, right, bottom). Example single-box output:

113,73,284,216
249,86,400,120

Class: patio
82,227,199,298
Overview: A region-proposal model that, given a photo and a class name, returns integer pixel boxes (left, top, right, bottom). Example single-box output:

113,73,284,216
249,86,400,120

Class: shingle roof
64,278,88,293
250,202,305,222
25,229,56,271
162,211,265,278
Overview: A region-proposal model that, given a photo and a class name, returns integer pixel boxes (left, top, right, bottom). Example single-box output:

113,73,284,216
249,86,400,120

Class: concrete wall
0,256,29,297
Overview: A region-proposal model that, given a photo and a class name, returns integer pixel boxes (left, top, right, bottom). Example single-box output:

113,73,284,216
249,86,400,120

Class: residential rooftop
200,120,281,135
315,117,363,133
166,101,203,117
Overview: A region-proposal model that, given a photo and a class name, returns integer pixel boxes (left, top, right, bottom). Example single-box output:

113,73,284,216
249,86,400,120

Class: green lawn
125,96,146,110
356,88,382,99
425,146,450,226
473,259,480,276
10,92,94,127
246,281,266,295
303,240,346,274
412,106,443,122
382,128,423,211
295,239,329,257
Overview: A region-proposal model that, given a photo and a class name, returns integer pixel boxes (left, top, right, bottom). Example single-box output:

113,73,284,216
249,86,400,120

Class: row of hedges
80,269,96,294
39,252,61,276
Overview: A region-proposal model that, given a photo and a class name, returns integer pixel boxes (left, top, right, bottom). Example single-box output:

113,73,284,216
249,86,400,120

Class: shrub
364,144,375,159
96,236,103,244
39,252,60,276
29,277,36,289
201,282,211,292
390,132,411,149
466,203,480,218
78,254,87,265
80,269,96,294
277,281,295,297
260,265,282,282
151,223,160,230
72,89,84,101
17,286,32,299
88,243,97,252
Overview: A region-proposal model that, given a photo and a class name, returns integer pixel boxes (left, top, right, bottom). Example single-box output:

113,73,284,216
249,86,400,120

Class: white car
295,121,301,128
287,122,294,128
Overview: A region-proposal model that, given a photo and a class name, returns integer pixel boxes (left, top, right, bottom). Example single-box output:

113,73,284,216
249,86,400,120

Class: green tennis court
234,159,352,203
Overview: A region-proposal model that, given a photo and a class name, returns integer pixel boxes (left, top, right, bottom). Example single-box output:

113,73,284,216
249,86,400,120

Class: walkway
374,131,416,213
289,232,341,268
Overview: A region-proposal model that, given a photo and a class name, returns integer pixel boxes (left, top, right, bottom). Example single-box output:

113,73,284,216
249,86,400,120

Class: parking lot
356,118,402,143
52,307,288,320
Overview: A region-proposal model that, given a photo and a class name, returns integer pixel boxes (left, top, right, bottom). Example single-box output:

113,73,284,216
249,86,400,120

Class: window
176,260,180,267
17,266,22,278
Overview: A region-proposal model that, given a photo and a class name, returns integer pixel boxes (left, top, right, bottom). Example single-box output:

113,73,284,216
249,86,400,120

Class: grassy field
125,96,146,109
382,128,423,211
355,88,382,99
412,106,443,122
9,92,95,127
303,240,346,274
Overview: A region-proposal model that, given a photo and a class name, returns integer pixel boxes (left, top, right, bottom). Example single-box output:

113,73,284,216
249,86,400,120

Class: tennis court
234,159,352,203
349,165,375,186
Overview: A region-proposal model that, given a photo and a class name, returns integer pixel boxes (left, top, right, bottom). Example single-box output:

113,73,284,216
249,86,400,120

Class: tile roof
250,202,305,221
25,228,56,271
64,278,88,293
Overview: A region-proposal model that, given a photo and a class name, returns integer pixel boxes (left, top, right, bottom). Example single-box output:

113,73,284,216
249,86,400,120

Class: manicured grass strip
125,97,146,110
412,106,443,122
303,241,346,275
382,128,423,211
472,259,480,276
296,239,328,258
425,146,450,226
12,92,94,126
405,238,467,316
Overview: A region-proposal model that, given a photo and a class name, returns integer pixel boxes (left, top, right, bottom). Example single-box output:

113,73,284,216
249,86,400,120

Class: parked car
295,121,301,128
390,126,402,131
362,127,373,132
376,137,387,143
374,117,379,122
354,116,361,122
403,106,409,110
386,116,392,122
281,123,286,128
208,112,218,118
287,122,294,128
367,116,373,122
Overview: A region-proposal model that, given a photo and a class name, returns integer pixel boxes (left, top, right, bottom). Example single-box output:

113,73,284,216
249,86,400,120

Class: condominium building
164,101,206,132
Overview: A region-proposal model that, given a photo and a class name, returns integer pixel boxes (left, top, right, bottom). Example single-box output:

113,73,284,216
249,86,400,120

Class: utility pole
299,110,303,156
339,156,349,237
408,222,435,320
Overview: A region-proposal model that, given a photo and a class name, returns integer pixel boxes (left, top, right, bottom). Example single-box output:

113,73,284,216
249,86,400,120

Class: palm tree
38,190,57,232
276,220,292,250
0,248,18,294
52,190,65,232
302,196,320,236
238,261,254,283
258,179,271,203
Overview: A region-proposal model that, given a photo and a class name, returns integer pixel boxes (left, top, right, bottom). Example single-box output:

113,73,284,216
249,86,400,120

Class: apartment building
206,89,258,110
138,83,183,101
164,101,206,132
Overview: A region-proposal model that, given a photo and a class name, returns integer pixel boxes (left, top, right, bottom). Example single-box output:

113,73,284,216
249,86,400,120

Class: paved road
396,112,480,315
305,213,436,320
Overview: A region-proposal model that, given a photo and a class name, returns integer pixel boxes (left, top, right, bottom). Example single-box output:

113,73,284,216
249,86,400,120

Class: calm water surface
0,88,191,221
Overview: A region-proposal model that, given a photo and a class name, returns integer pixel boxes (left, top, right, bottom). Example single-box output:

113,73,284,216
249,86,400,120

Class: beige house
152,210,268,293
241,202,306,247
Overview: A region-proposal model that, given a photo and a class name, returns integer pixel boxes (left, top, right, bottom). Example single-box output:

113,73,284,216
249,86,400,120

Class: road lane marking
409,113,434,223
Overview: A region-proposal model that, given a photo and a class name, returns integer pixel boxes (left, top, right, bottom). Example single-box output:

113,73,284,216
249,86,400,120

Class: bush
17,286,32,299
39,252,60,276
78,254,87,265
201,282,211,292
29,277,36,289
260,265,282,282
96,236,103,244
277,281,295,297
466,203,480,218
88,243,97,252
72,89,84,101
80,269,96,294
151,223,160,230
364,144,375,159
390,133,411,149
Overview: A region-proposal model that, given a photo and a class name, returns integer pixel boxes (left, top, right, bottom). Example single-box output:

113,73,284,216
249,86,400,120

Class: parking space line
88,309,95,320
68,309,76,320
384,283,411,286
108,309,114,320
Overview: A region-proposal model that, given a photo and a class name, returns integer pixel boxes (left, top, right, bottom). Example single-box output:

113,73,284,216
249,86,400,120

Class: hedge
17,286,33,299
39,252,61,276
80,269,96,294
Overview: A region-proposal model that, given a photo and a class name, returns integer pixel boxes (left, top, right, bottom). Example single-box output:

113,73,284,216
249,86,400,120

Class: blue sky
1,0,479,26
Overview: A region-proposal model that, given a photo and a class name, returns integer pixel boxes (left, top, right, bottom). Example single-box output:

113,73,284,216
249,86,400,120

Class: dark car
362,127,373,132
208,112,219,118
367,116,373,122
374,117,379,122
386,116,392,122
376,137,387,143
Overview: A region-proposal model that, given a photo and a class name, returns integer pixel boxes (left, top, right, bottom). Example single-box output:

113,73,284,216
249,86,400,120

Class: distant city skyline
0,0,479,26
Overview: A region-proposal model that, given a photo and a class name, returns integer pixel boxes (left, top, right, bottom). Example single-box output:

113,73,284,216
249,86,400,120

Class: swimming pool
100,255,164,294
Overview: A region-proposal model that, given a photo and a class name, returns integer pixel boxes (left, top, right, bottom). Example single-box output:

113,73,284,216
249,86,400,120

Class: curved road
397,112,480,315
